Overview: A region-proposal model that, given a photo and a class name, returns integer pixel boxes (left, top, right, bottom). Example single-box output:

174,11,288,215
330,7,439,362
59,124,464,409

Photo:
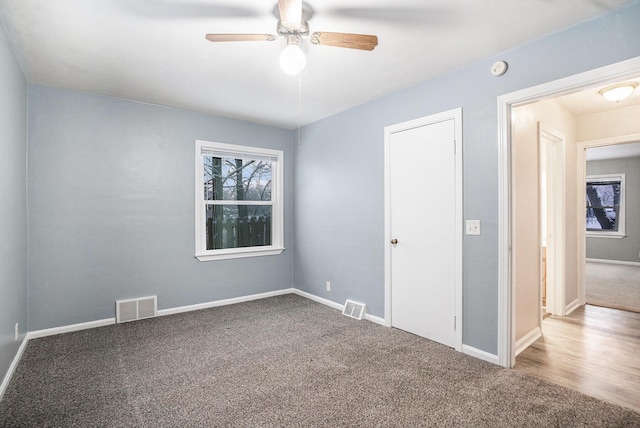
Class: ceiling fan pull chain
298,73,303,156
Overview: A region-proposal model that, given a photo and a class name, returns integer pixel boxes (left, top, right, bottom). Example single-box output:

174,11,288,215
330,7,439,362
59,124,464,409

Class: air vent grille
342,300,366,320
116,296,157,323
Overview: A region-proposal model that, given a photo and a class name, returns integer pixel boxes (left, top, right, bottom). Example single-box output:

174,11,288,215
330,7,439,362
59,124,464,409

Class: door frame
497,56,640,368
538,123,566,317
383,108,463,352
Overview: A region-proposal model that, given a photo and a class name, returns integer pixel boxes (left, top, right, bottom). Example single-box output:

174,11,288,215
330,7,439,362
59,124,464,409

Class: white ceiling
0,0,633,129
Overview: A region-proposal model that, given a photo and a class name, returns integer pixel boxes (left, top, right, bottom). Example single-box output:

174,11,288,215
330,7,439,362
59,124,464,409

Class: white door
388,115,459,348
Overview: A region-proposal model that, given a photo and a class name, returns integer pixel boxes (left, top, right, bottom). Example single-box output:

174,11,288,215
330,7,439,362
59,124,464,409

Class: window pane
586,181,620,231
203,156,271,201
205,205,272,250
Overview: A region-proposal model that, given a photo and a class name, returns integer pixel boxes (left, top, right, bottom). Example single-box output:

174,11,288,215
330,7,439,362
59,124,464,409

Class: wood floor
514,304,640,413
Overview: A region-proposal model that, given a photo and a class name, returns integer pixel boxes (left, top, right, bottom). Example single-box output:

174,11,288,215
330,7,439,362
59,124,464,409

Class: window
195,140,284,261
586,173,625,238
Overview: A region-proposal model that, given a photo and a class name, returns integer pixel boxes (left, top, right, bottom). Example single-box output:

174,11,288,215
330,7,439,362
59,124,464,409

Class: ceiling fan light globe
280,44,306,75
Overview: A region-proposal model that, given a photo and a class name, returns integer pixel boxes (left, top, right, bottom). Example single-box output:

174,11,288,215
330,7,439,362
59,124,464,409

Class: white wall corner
0,336,30,402
462,344,499,365
515,326,542,357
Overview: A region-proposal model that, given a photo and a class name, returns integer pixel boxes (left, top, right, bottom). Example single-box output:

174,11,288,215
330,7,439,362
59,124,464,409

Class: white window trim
195,140,285,261
586,173,625,239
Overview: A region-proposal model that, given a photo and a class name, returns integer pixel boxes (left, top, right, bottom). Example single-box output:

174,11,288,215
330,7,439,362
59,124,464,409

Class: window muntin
196,141,284,260
586,173,625,238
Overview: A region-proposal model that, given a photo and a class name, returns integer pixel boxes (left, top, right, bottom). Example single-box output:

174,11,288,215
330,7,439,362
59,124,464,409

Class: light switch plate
466,220,481,235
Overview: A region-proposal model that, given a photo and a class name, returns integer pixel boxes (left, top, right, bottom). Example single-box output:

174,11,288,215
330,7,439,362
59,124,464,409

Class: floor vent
116,296,157,323
342,300,366,320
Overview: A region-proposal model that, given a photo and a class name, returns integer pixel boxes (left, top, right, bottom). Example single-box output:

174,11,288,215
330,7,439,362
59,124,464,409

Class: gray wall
0,24,28,386
27,86,294,331
586,156,640,262
293,2,640,355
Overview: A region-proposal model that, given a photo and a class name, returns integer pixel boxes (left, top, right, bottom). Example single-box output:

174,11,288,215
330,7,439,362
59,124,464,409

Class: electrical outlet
326,281,331,292
465,220,481,235
14,323,19,341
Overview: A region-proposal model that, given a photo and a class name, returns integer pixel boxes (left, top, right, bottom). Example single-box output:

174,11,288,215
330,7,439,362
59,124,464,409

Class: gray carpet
1,294,639,427
586,261,640,313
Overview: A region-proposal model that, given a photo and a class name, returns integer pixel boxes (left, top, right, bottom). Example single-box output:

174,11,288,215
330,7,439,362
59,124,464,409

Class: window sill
586,232,626,239
196,246,285,261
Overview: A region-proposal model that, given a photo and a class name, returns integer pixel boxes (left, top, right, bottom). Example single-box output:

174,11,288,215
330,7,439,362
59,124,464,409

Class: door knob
390,239,398,245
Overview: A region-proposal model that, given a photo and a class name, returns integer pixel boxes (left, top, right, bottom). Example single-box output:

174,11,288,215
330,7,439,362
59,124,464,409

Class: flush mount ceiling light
599,82,638,102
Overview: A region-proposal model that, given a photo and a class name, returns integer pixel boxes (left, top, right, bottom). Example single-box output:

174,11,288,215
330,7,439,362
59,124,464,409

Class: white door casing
384,108,463,351
539,123,566,317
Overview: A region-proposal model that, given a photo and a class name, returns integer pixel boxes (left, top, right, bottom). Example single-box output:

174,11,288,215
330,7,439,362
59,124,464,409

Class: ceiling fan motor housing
277,20,309,37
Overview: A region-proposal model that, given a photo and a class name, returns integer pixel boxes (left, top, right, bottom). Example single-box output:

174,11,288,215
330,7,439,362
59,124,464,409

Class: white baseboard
26,289,295,340
28,318,116,340
365,313,387,326
292,289,343,311
515,326,542,356
462,344,499,365
292,290,389,326
565,298,581,315
157,288,294,317
0,336,30,402
586,258,640,267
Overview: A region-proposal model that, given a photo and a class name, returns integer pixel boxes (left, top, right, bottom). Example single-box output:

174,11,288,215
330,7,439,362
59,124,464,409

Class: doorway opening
497,56,640,368
579,139,640,313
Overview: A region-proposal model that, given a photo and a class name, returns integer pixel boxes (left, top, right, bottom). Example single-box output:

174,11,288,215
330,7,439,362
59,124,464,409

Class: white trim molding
365,313,387,326
158,288,294,316
515,327,542,357
565,298,581,315
539,123,567,317
0,337,30,402
462,345,499,365
498,56,640,368
586,258,640,267
28,318,116,340
292,289,344,311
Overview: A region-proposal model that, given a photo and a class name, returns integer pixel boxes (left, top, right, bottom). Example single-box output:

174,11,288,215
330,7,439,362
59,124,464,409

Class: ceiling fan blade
278,0,303,27
205,34,277,42
310,32,378,51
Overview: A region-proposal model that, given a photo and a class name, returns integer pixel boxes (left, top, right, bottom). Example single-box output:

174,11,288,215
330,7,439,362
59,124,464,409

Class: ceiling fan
205,0,378,75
